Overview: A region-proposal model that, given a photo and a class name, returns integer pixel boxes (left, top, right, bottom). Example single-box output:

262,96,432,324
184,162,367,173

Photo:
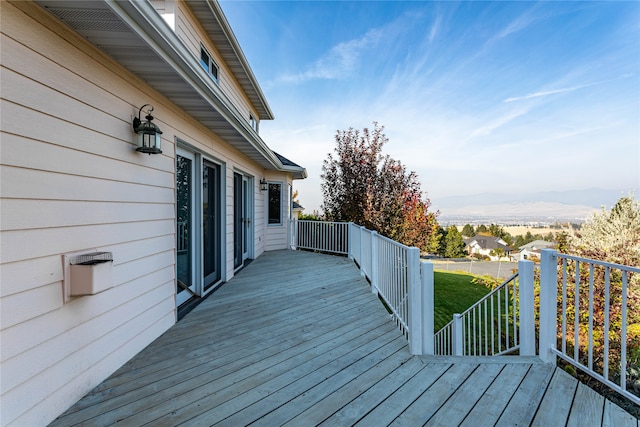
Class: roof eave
35,0,284,170
185,0,274,120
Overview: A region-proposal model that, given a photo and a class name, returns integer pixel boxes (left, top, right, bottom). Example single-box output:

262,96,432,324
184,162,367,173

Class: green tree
433,225,447,256
488,223,513,245
476,224,488,234
461,224,475,237
444,225,467,258
321,122,439,251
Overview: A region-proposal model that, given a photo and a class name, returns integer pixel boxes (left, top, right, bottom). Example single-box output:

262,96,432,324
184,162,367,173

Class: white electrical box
68,252,113,296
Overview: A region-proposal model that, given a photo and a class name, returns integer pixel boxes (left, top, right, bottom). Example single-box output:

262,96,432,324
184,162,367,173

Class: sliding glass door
176,147,223,307
234,173,252,269
176,150,196,306
203,160,221,289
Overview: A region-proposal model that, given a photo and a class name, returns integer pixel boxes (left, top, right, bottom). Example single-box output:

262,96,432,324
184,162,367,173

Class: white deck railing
349,223,434,356
290,220,433,355
434,261,535,357
539,249,640,406
291,220,349,254
289,222,639,404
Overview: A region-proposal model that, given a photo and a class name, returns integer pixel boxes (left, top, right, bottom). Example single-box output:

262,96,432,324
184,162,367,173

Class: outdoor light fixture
260,178,268,191
132,104,163,154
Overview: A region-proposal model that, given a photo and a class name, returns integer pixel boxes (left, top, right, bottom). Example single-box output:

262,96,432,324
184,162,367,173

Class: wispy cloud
429,14,442,44
278,27,384,84
504,82,597,103
469,108,529,138
495,8,540,40
276,8,423,85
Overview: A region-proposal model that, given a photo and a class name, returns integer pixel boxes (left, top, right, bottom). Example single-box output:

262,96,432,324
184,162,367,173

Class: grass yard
434,271,493,331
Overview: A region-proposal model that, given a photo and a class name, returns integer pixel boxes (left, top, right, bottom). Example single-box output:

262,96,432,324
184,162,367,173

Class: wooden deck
50,250,638,426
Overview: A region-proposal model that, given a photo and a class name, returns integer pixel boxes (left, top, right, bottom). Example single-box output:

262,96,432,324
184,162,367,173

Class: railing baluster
621,271,628,392
504,286,509,353
497,287,502,354
562,258,567,355
574,261,580,363
588,264,594,370
604,266,610,381
491,296,495,354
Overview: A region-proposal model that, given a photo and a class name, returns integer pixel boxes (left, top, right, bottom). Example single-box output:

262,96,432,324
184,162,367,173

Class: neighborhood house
0,0,306,424
464,234,512,261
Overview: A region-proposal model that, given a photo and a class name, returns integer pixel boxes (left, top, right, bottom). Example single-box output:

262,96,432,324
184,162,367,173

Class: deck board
532,368,579,426
49,250,639,426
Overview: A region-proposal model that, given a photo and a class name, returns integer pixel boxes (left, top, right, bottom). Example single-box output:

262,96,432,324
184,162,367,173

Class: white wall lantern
132,104,163,154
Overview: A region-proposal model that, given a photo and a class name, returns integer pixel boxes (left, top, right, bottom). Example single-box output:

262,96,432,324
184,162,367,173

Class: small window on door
200,45,219,82
268,183,282,225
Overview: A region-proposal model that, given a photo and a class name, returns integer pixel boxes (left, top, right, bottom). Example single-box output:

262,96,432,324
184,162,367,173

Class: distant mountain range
434,188,633,223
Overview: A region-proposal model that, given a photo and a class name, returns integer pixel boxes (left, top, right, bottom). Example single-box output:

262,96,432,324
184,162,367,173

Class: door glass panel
243,178,249,260
203,161,221,288
176,154,192,296
233,173,243,268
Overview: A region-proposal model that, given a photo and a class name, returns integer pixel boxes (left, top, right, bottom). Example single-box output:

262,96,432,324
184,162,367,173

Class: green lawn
433,271,493,331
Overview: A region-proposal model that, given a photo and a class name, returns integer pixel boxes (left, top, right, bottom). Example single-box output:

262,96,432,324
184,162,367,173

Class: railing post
452,313,463,356
347,222,354,260
359,226,365,278
539,249,558,364
407,247,422,355
370,232,378,294
518,259,535,356
421,261,434,355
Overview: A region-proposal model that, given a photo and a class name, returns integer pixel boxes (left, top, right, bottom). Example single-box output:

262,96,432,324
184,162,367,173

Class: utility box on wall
68,252,113,297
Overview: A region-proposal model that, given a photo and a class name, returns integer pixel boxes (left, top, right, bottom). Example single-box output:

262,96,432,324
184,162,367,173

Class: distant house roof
519,240,556,251
465,235,511,251
274,152,301,168
273,152,307,179
292,201,304,210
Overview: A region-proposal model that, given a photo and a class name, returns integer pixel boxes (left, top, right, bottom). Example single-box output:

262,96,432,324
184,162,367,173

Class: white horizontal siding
0,165,173,204
1,279,175,395
0,2,177,425
4,292,175,426
1,265,174,364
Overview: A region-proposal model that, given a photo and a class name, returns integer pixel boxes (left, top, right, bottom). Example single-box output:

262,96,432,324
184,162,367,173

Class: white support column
452,313,464,356
539,249,559,363
291,219,298,250
407,247,422,355
518,259,535,356
421,261,435,355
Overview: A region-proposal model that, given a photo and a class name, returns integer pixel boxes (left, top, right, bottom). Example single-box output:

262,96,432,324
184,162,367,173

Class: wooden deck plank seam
57,306,395,423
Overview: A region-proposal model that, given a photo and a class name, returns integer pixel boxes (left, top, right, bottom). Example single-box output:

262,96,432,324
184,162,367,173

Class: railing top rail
293,219,349,224
437,319,453,333
373,231,413,251
555,252,640,273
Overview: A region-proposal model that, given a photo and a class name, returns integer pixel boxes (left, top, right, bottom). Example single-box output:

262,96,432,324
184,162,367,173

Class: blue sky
219,1,640,214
